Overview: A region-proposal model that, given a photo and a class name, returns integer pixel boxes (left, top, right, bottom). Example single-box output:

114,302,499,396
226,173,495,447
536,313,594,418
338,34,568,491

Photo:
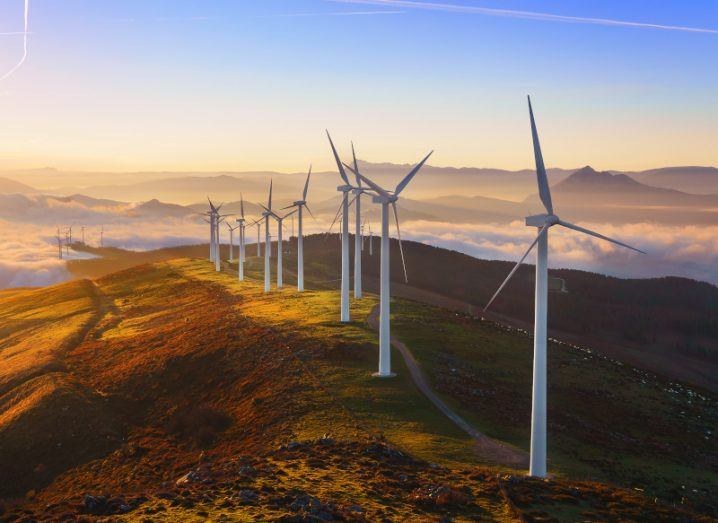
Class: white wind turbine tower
368,223,373,256
56,227,63,260
327,132,355,322
261,180,274,292
484,96,645,478
281,165,314,292
348,144,367,299
348,150,433,377
236,195,247,281
261,205,297,289
227,222,239,263
251,218,263,257
207,199,223,263
214,210,227,272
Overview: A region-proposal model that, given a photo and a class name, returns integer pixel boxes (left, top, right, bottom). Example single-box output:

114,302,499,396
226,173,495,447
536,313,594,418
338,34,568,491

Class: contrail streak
328,0,718,34
1,0,30,81
258,10,404,18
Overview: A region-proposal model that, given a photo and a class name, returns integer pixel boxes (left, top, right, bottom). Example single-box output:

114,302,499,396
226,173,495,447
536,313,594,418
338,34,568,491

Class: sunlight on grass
169,258,481,467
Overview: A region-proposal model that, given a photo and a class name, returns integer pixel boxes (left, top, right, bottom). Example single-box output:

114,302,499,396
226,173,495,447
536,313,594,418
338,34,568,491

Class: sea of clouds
0,196,716,289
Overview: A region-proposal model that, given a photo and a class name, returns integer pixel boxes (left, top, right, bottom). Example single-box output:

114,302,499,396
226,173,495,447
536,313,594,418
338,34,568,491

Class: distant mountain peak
557,166,644,190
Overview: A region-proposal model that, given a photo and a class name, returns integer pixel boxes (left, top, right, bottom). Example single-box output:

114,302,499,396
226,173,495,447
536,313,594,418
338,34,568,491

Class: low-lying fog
1,202,716,289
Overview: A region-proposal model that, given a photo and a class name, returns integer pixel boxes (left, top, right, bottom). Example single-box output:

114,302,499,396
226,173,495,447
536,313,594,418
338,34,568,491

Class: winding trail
367,304,528,468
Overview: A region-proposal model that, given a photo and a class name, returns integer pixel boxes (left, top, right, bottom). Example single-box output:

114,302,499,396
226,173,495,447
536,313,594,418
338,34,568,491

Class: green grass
390,299,718,511
170,258,481,468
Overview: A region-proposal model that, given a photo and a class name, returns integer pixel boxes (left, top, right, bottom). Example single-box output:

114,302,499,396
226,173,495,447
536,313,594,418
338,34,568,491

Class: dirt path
367,304,528,468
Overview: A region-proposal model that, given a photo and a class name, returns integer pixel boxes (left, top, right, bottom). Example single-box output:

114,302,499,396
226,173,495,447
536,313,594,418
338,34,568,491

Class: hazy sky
0,0,716,172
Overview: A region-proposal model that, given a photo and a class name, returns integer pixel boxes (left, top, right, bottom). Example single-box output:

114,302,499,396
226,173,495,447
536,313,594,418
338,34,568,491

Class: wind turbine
227,222,239,263
56,227,63,260
348,150,433,377
361,215,367,252
80,226,86,245
214,211,227,272
348,144,367,299
368,223,373,256
281,165,314,292
484,96,645,478
237,195,247,281
327,132,356,322
261,180,273,292
262,206,298,289
251,218,263,257
207,199,223,263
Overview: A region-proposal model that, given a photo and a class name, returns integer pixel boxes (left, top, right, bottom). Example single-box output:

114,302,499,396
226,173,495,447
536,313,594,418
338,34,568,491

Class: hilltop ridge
0,258,715,520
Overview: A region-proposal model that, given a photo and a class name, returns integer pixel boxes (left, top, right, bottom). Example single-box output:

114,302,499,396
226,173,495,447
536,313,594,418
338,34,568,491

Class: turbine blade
484,226,548,312
528,96,553,214
351,142,362,188
268,179,273,210
391,202,408,283
558,220,646,254
328,200,343,232
395,150,433,196
304,204,316,220
240,193,245,219
303,165,312,200
280,203,297,210
344,162,389,197
326,130,350,185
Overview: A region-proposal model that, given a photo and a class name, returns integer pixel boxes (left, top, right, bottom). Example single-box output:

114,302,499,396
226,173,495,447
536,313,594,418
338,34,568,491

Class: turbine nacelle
293,200,306,207
525,213,559,228
337,184,354,193
371,193,398,205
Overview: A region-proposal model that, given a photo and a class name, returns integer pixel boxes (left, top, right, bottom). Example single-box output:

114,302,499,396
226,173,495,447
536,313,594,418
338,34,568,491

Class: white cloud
397,220,718,284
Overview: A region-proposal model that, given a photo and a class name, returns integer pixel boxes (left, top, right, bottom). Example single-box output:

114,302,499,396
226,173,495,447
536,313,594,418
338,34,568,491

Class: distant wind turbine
251,218,263,257
484,96,645,478
55,227,63,260
349,149,433,377
227,222,239,263
236,195,247,281
327,131,357,322
262,205,298,289
261,180,274,292
282,165,314,292
348,144,368,298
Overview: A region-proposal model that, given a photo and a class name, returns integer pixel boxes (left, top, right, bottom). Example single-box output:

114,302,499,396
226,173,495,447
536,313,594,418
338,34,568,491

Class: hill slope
0,259,714,520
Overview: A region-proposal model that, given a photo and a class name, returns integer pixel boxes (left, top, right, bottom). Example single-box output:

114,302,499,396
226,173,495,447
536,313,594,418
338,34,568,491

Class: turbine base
372,372,396,379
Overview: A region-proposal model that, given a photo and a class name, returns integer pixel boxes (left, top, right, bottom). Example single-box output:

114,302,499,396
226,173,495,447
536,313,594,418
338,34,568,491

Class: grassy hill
291,234,718,393
1,257,714,521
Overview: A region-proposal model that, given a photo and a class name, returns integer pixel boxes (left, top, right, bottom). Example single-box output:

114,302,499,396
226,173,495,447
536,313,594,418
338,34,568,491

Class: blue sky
0,0,716,171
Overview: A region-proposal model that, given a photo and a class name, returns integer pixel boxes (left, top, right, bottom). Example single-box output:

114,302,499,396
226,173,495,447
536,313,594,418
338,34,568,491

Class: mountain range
0,164,716,227
1,163,716,203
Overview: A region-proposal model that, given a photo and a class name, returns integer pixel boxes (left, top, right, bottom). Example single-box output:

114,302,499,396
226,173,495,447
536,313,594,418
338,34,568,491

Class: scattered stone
237,489,259,505
176,470,201,486
83,495,108,514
